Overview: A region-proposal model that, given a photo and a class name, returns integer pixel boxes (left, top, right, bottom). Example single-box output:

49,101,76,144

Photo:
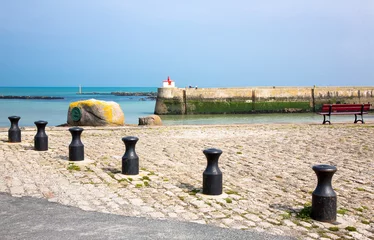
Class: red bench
317,104,370,124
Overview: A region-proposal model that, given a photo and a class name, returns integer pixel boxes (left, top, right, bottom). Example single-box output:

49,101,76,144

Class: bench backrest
320,104,371,113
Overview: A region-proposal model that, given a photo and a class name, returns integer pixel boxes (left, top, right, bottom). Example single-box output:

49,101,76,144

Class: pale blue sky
0,1,373,87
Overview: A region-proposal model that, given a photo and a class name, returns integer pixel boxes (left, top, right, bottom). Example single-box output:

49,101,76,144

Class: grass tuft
296,203,312,219
345,226,356,232
328,227,339,232
67,163,81,171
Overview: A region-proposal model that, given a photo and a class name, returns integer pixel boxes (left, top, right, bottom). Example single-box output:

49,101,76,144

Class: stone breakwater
154,86,374,114
0,124,373,239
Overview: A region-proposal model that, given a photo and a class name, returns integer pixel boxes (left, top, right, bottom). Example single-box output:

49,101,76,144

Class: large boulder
67,99,125,126
138,115,162,126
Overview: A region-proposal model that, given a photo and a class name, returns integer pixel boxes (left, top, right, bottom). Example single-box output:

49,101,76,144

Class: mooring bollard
69,127,84,161
121,136,139,175
8,116,21,143
34,120,48,151
311,164,337,222
203,148,223,195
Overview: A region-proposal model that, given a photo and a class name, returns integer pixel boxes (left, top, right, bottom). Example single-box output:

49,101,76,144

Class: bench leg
354,114,364,124
322,115,331,125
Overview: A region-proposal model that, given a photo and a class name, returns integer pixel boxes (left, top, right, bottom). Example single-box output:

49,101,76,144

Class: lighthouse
162,76,175,88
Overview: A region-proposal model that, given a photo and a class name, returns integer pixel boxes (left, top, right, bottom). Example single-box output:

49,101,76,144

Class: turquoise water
0,87,157,126
1,87,373,127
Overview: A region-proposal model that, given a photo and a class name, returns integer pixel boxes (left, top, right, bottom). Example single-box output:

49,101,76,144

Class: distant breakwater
0,96,64,100
154,86,374,115
0,92,157,101
77,92,157,100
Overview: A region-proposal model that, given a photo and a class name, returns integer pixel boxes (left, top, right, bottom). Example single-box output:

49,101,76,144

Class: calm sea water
0,87,157,126
1,87,373,127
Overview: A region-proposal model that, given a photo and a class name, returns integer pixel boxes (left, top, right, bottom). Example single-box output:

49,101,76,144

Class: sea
1,87,373,127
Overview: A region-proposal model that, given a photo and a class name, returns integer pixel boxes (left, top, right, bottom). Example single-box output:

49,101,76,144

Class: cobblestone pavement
0,124,373,239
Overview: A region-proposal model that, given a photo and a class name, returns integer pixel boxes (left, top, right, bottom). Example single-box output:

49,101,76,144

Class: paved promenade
0,124,373,239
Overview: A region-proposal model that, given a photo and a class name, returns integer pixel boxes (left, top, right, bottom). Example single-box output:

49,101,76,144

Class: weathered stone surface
138,115,162,126
1,123,374,240
67,99,124,126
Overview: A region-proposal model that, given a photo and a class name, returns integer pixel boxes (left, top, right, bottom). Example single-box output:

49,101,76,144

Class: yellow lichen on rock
67,99,125,126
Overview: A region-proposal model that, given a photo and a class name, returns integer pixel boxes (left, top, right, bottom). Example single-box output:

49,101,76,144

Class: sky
0,0,373,87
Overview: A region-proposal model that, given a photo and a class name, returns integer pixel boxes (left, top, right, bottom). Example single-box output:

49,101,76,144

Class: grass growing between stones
281,211,291,219
328,227,339,232
337,208,348,215
345,226,356,232
225,198,232,203
225,190,239,195
189,189,200,195
142,176,151,181
361,220,370,224
296,203,312,220
67,163,81,171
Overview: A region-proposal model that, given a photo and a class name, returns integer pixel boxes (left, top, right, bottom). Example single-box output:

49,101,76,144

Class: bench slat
320,104,370,113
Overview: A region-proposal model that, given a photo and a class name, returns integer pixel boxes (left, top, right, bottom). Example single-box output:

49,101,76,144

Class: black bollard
69,127,84,161
311,164,337,222
121,136,139,175
34,120,48,151
8,116,21,143
203,148,223,195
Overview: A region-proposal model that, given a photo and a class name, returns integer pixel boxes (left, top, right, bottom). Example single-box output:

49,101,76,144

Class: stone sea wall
154,87,374,114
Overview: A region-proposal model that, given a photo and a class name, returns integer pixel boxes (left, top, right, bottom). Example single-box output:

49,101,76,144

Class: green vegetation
143,181,149,187
142,176,151,181
337,208,348,215
361,220,370,224
253,101,311,112
236,152,242,154
135,183,143,188
189,189,200,195
356,187,366,192
225,190,239,195
107,172,115,179
328,227,339,232
178,196,185,201
185,100,312,114
345,226,356,232
281,212,291,219
225,198,232,203
296,203,312,219
67,163,81,171
127,177,133,182
354,207,363,212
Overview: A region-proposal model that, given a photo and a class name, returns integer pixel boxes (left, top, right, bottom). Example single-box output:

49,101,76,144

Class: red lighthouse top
163,76,173,85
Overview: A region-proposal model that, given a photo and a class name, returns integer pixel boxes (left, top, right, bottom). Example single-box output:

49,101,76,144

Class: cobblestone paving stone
0,124,373,239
